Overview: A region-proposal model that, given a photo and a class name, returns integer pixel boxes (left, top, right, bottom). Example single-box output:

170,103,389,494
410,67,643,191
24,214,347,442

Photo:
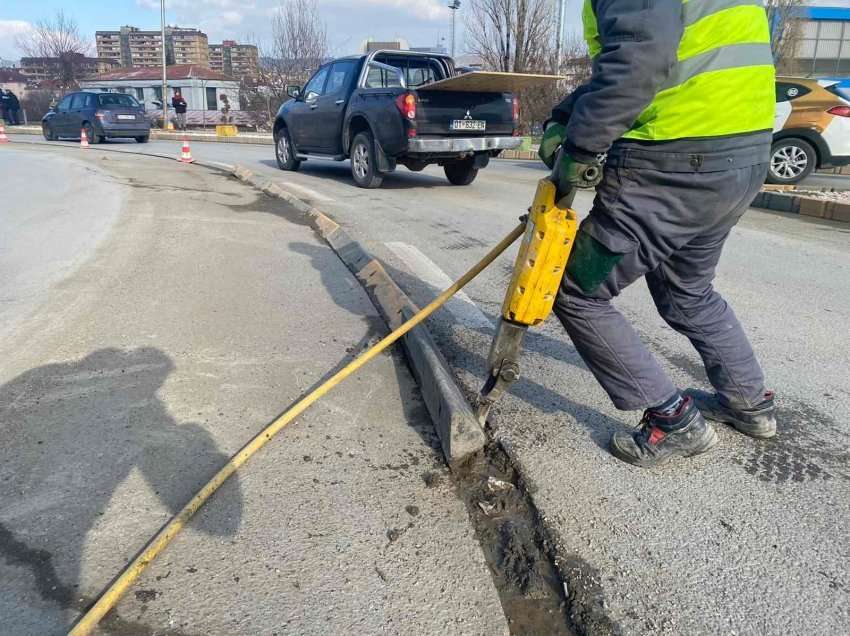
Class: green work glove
538,123,567,169
558,152,603,192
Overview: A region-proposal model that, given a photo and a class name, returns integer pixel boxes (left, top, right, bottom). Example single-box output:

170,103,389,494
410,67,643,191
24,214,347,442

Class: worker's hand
558,152,604,191
538,123,567,169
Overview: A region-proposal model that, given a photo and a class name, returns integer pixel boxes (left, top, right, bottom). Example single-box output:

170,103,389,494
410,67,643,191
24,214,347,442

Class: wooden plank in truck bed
417,71,564,93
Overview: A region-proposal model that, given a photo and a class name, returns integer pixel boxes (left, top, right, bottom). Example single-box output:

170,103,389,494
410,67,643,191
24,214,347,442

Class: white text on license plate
450,119,486,131
117,114,136,120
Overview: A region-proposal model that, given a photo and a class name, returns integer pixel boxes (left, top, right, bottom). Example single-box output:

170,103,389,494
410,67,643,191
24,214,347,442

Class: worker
172,89,188,131
539,0,778,467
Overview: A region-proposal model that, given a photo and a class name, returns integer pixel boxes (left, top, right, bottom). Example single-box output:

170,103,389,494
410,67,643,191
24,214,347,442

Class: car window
326,60,357,96
85,94,97,108
303,67,329,101
374,55,444,88
70,93,87,110
776,82,812,103
57,95,73,112
364,66,403,89
99,93,141,108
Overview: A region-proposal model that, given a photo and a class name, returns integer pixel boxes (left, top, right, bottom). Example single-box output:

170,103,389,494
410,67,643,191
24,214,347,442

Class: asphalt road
0,146,507,635
11,138,850,634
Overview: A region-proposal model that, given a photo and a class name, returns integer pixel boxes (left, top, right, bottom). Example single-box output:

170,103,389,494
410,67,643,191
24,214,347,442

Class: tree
465,0,590,133
266,0,329,92
766,0,805,74
15,10,92,90
465,0,555,73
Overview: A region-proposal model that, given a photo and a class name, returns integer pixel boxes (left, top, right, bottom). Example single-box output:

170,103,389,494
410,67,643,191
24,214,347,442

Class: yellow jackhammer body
475,157,586,425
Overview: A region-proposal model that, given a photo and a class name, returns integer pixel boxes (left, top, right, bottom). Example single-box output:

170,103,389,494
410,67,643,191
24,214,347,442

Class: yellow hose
68,222,526,636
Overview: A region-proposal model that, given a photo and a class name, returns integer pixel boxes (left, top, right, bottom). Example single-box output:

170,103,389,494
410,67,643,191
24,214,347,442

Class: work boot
684,389,777,439
610,397,719,468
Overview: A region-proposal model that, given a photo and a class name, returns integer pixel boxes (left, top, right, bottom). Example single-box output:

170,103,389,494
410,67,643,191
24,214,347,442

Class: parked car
42,91,150,144
770,77,850,184
273,50,522,188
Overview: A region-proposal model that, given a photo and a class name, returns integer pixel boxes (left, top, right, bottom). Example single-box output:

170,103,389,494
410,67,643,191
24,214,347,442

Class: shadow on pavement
0,347,243,633
257,159,456,191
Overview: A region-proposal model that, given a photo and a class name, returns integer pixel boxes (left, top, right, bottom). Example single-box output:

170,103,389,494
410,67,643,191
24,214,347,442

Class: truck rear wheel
350,131,383,189
444,157,479,186
275,127,301,172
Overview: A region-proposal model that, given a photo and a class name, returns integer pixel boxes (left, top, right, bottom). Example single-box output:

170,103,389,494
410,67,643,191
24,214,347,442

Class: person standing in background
172,89,188,131
6,90,21,125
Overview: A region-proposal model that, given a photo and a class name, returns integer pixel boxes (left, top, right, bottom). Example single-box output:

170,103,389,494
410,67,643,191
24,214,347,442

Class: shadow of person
0,347,243,634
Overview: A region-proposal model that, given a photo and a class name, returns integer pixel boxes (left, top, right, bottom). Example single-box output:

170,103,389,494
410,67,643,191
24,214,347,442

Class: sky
0,0,583,62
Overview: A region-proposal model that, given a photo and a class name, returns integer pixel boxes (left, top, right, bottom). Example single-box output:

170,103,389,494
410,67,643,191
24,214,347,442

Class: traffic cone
80,127,90,149
178,137,194,163
0,122,9,144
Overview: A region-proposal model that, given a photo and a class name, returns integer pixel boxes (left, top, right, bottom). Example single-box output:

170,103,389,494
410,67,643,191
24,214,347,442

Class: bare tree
15,10,92,91
766,0,805,75
266,0,329,91
465,0,555,73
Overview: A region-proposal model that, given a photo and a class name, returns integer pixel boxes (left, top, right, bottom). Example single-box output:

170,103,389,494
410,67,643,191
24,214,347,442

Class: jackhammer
475,151,595,425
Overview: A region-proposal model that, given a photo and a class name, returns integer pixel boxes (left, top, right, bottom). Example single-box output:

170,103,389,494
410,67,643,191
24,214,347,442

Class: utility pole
556,0,567,74
160,0,168,130
448,1,462,58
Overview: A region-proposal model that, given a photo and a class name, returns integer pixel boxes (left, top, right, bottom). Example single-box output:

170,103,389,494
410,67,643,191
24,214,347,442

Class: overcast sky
0,0,584,61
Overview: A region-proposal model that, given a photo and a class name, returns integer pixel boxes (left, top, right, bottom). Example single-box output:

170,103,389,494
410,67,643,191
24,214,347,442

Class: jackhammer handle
549,147,580,209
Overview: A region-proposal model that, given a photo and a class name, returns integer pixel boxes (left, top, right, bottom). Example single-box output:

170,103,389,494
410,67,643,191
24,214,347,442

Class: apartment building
208,41,259,81
96,26,208,68
20,53,118,82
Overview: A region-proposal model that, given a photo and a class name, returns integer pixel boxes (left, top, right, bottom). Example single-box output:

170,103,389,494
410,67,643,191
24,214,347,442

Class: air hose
68,222,526,636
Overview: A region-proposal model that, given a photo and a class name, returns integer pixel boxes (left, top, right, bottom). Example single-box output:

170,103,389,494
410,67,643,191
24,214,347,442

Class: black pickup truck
273,50,522,188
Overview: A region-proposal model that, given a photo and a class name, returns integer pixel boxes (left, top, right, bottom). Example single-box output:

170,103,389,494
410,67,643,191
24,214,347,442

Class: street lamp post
448,1,461,59
160,0,168,130
555,0,567,74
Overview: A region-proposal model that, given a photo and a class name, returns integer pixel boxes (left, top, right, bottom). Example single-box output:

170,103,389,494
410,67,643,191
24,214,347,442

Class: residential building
79,64,240,114
785,2,850,76
209,41,259,81
96,26,209,68
0,68,28,94
20,54,118,82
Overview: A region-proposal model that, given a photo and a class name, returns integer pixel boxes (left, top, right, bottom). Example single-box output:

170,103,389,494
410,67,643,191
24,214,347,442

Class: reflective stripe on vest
581,0,775,141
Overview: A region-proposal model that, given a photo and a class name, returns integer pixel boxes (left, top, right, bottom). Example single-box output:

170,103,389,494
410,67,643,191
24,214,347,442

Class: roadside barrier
179,137,194,163
80,127,90,149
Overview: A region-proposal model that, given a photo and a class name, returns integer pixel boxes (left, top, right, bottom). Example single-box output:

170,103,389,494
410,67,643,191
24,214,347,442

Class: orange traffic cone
0,122,9,143
80,127,90,149
179,137,194,163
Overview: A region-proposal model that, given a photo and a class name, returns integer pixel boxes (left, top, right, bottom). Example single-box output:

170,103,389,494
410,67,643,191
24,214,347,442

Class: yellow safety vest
582,0,776,140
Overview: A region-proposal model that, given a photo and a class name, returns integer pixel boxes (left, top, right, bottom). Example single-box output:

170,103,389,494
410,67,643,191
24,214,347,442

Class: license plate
117,114,136,120
450,119,486,131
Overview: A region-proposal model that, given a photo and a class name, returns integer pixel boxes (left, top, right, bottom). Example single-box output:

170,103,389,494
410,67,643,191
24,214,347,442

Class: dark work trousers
553,139,770,412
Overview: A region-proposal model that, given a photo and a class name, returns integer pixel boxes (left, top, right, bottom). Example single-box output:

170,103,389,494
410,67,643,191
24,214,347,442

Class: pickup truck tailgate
414,90,515,136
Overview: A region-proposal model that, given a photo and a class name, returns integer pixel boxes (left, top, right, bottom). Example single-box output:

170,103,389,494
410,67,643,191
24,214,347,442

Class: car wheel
275,127,301,171
768,138,816,184
350,131,383,189
444,157,479,186
136,135,149,144
42,123,55,141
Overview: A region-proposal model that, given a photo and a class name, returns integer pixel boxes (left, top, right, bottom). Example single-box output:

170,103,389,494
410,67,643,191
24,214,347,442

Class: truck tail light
828,105,850,117
396,92,417,120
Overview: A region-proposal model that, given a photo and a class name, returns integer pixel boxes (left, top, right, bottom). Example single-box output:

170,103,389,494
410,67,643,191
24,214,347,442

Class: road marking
386,242,493,331
279,181,336,203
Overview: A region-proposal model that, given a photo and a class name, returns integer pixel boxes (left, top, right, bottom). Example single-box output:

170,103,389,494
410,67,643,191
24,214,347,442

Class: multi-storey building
20,54,118,82
96,26,208,68
208,41,259,81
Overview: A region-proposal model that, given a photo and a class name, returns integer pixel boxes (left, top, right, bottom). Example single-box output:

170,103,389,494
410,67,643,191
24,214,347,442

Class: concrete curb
231,165,488,467
751,190,850,223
